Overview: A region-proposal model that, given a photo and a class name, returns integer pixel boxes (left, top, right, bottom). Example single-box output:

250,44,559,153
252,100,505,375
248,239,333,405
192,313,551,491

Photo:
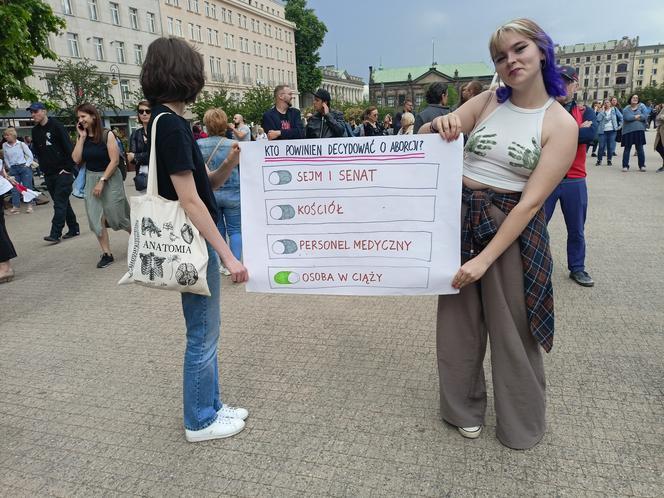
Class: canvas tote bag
118,112,210,296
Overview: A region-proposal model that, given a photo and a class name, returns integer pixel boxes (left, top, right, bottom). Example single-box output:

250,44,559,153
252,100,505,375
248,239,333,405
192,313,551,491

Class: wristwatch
99,177,107,183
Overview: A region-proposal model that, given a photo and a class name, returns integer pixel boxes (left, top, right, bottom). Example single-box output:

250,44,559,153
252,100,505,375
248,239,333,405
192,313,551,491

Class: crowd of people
1,19,664,448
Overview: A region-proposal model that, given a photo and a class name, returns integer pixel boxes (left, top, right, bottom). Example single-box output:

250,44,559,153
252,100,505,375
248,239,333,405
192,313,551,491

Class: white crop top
463,97,554,192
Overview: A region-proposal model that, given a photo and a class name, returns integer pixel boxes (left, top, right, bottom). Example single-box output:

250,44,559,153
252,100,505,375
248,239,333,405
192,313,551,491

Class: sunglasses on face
138,109,151,115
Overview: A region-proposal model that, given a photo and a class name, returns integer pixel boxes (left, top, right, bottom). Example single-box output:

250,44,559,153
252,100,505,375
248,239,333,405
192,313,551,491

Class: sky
306,0,664,82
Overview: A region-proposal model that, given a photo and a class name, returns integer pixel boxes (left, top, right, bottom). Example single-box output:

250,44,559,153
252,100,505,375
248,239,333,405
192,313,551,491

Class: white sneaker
217,405,249,420
185,416,245,442
458,425,482,439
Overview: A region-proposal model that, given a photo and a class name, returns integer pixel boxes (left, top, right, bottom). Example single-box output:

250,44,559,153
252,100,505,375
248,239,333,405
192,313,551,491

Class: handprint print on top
508,137,541,170
465,126,497,157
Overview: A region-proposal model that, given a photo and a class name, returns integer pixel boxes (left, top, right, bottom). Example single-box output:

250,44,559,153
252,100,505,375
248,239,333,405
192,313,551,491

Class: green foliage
190,89,240,121
0,0,64,110
633,82,664,105
238,84,274,125
447,86,459,108
43,59,117,124
285,0,327,95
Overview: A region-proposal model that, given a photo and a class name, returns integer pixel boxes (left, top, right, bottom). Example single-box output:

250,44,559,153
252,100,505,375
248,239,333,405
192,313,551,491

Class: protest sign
240,134,462,295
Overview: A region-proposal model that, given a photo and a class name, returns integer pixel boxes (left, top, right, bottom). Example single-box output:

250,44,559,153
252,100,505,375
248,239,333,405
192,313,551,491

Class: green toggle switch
268,170,292,185
274,271,300,284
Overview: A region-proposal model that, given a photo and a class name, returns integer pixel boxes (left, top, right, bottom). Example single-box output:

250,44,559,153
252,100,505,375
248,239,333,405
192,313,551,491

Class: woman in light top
397,112,415,135
422,18,577,449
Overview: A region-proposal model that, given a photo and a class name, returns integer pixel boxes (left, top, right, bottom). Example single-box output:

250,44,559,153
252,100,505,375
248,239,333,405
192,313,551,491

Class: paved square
1,140,662,496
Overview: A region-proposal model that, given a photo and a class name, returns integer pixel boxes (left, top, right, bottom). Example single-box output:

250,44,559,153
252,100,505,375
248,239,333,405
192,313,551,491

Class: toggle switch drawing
268,170,292,185
270,204,296,220
272,239,298,255
273,271,300,284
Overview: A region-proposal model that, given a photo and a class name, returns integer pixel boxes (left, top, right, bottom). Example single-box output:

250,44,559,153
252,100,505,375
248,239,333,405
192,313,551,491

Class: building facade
555,37,638,103
633,44,664,90
160,0,298,104
300,66,365,107
368,62,494,110
10,0,298,132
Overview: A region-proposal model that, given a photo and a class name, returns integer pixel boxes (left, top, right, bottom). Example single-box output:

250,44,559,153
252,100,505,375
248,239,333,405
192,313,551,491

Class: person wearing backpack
72,103,131,268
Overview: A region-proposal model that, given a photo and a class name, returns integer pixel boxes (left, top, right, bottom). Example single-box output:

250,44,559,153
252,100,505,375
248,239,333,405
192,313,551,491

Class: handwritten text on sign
240,134,463,295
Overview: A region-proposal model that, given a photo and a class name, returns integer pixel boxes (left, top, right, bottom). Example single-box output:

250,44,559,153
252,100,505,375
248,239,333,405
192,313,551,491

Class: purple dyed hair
489,19,567,104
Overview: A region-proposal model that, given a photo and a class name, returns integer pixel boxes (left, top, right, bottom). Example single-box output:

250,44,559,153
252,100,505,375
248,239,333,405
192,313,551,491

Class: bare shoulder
542,102,577,145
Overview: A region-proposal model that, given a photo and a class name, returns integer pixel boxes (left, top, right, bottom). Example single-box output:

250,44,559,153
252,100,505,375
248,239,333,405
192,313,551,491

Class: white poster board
240,134,462,295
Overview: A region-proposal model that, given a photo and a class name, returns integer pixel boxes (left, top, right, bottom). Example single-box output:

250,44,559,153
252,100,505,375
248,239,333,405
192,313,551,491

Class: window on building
88,0,98,20
134,44,143,64
616,76,626,85
606,54,611,60
654,58,659,64
188,23,195,40
129,8,139,29
583,78,588,87
147,12,156,33
387,96,395,107
175,19,183,37
188,0,199,13
584,66,590,75
575,57,580,63
120,79,130,101
603,90,608,99
639,59,644,65
604,77,609,86
93,37,104,60
617,53,622,59
596,55,601,61
655,48,660,54
67,32,80,57
595,66,600,74
605,64,610,74
637,69,644,75
636,80,642,87
654,68,658,75
167,17,174,35
617,63,628,73
110,2,120,25
115,41,126,63
62,0,73,15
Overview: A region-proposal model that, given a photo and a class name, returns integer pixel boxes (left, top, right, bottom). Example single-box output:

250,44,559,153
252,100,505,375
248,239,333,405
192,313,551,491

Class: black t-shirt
82,137,111,172
31,117,75,175
147,104,218,222
278,111,291,132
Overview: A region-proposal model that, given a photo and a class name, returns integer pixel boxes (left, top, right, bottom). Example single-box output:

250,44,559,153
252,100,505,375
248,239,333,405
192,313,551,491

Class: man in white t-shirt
228,114,251,142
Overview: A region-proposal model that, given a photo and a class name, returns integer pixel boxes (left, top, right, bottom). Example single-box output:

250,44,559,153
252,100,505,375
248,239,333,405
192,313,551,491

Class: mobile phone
77,122,84,130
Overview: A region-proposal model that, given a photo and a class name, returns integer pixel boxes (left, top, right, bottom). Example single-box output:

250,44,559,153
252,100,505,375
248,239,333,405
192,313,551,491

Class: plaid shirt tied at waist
461,186,555,352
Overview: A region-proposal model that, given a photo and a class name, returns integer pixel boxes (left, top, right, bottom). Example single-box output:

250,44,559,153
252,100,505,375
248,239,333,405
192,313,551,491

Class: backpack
102,129,128,180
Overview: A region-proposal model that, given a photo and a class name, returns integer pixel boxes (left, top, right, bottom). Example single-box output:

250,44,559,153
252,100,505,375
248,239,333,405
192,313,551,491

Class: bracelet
430,119,439,134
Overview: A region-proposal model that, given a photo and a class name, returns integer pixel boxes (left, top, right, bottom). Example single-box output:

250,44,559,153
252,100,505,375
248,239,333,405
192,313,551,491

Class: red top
566,105,587,179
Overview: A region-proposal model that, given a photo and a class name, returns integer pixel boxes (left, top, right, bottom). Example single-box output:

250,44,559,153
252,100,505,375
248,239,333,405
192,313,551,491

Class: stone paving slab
1,136,663,496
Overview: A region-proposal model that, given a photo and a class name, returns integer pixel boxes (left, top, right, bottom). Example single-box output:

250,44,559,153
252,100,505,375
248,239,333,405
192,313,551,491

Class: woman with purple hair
422,18,577,449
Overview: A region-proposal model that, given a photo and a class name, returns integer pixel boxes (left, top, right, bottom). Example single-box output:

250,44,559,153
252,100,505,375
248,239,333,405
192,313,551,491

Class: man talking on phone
305,89,348,139
27,102,80,243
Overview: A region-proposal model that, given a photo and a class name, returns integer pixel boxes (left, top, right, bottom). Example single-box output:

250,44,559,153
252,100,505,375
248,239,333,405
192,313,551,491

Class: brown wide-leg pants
436,204,546,450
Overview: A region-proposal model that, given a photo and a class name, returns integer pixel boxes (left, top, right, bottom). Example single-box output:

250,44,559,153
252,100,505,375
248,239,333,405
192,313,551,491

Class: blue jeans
544,178,588,273
181,244,223,430
597,131,616,163
622,143,645,169
214,187,242,260
9,164,34,207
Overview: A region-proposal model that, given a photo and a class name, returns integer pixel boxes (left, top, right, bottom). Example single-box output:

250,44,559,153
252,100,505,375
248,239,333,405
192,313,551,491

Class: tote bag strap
204,136,227,170
146,112,170,197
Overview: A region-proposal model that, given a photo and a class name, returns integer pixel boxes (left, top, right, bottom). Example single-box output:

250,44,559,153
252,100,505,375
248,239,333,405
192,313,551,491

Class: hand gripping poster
240,134,463,295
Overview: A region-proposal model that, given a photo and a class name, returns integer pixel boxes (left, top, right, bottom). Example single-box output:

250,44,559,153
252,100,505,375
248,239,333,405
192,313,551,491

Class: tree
43,59,117,123
447,86,459,108
190,89,239,121
634,82,664,105
0,0,65,110
238,84,274,125
284,0,327,96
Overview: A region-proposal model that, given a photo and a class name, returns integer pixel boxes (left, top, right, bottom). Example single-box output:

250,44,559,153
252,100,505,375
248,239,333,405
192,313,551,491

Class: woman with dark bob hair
422,19,577,449
140,37,248,442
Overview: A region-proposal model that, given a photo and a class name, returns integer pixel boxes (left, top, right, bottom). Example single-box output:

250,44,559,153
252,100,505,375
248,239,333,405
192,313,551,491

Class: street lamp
109,63,124,108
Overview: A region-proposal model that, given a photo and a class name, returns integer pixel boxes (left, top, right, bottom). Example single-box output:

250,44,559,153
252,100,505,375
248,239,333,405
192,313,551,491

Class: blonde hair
3,127,17,140
203,108,228,137
400,112,415,128
489,18,543,61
